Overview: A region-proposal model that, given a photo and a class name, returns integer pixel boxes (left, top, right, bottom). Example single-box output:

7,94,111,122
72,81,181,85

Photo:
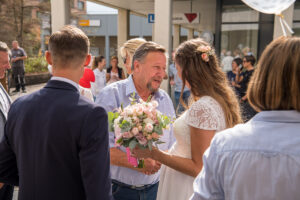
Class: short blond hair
0,41,9,53
247,36,300,112
120,38,147,59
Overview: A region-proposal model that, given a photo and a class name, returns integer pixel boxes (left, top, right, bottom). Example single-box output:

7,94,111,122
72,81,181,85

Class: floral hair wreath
196,45,215,62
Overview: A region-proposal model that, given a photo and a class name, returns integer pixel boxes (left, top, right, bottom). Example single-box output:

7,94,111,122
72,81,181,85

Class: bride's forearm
151,148,202,177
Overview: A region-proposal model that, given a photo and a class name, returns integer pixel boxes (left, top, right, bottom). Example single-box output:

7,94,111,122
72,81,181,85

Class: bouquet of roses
108,93,172,168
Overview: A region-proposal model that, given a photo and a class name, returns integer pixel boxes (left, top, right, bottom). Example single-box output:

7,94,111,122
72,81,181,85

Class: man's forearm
110,147,142,171
18,56,27,60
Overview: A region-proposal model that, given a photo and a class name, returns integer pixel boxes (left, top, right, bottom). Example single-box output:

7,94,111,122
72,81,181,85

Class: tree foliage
0,0,50,56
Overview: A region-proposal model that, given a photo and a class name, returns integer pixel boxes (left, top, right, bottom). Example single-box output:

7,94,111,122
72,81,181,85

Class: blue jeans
174,90,190,115
112,180,159,200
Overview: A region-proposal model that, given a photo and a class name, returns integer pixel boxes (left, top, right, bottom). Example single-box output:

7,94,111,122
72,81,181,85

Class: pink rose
133,116,139,123
144,108,151,116
131,127,139,136
122,132,133,139
136,134,148,146
201,53,209,62
144,123,153,132
138,125,143,131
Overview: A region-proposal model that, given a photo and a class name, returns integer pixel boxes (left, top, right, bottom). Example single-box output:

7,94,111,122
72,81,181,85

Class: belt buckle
131,184,145,189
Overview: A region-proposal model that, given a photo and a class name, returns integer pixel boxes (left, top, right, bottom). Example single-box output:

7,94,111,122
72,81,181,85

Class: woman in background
228,57,242,97
120,38,146,76
106,56,125,84
236,55,257,121
91,56,106,98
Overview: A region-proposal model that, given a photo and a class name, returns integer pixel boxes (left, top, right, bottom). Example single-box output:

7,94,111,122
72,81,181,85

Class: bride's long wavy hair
175,38,242,128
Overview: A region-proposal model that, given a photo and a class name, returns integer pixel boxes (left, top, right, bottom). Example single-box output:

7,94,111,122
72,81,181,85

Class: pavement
8,83,46,200
10,83,46,102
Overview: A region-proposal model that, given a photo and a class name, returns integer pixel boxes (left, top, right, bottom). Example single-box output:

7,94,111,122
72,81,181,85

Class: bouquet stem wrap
126,148,145,168
126,147,138,167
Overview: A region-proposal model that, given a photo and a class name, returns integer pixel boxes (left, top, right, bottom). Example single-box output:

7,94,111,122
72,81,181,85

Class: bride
132,38,242,200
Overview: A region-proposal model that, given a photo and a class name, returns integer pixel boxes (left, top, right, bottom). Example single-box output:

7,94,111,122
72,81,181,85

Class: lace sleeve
185,97,223,130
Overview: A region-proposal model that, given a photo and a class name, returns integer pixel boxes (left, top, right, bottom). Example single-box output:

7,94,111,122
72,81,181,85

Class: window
221,5,259,60
293,2,300,36
77,1,84,10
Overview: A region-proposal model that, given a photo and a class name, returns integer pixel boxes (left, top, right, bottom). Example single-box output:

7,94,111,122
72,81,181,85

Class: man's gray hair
0,41,9,53
131,41,166,70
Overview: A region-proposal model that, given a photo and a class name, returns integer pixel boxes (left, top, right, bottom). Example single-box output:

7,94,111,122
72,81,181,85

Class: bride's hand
142,158,161,175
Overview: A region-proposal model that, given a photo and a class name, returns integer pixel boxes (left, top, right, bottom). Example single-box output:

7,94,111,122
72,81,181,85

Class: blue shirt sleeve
20,48,27,57
189,137,225,200
169,64,175,78
95,87,119,148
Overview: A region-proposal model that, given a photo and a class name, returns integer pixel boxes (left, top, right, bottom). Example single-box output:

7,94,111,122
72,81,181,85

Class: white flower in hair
197,45,214,62
197,46,211,52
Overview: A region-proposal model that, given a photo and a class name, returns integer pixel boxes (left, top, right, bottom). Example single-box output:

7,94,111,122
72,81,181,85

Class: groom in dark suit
0,26,112,200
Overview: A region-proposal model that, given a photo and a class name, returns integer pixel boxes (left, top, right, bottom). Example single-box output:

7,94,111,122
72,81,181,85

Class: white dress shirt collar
51,76,79,91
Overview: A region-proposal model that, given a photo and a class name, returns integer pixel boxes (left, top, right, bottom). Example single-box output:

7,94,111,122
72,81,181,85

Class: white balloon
241,0,295,15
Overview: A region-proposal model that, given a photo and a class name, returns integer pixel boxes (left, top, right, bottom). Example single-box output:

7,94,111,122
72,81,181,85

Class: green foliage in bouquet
108,93,173,152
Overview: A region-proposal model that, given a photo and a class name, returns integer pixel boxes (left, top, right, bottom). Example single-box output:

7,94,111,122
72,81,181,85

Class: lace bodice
170,96,226,158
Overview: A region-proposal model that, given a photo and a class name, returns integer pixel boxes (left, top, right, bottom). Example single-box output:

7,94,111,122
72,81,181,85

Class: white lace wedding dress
156,96,226,200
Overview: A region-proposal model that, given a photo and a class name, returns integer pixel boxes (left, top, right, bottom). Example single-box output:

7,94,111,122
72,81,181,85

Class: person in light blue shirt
190,36,300,200
96,41,175,200
169,52,190,115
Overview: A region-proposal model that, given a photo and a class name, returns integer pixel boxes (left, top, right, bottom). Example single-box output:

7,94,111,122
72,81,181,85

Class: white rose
145,123,153,132
125,107,133,116
151,100,159,108
144,118,154,125
114,116,121,127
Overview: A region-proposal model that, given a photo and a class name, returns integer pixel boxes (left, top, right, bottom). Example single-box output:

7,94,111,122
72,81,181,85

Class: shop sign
173,13,200,24
79,20,101,27
148,14,155,23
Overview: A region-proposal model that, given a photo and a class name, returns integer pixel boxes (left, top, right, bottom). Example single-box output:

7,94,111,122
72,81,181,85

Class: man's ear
133,60,140,72
84,54,91,66
45,51,52,65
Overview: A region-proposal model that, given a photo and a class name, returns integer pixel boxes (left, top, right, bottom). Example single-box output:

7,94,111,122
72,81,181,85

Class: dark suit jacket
0,80,112,200
0,84,13,200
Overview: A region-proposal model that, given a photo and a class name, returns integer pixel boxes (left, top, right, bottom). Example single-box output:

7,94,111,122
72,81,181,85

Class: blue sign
148,14,155,23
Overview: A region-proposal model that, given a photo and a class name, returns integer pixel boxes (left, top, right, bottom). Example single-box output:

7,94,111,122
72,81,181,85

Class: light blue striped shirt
190,110,300,200
95,76,176,186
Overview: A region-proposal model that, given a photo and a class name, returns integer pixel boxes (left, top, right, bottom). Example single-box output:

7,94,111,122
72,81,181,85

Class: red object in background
79,67,95,88
184,13,197,23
